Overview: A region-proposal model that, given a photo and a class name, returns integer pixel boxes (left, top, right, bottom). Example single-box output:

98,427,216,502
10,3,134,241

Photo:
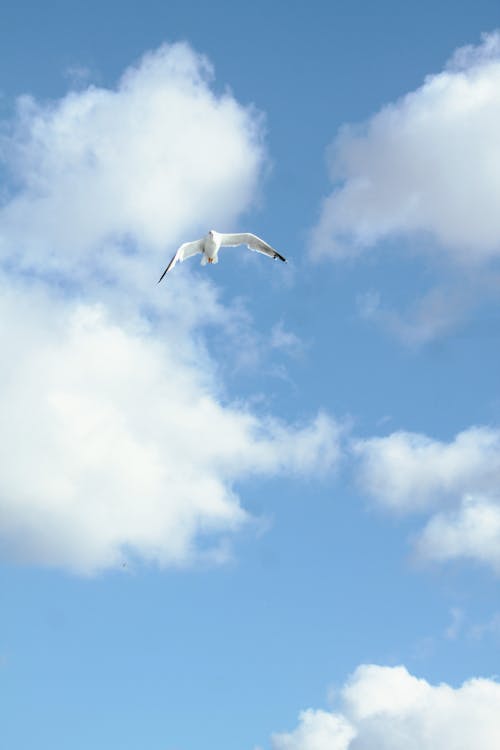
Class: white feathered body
201,231,220,265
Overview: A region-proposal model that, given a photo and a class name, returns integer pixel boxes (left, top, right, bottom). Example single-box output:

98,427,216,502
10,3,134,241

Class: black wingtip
157,265,170,284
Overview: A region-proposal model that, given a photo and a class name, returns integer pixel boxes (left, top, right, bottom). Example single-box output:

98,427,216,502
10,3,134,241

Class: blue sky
2,1,500,748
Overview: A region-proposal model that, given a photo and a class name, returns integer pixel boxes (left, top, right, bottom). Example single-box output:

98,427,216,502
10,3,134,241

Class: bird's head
208,230,215,237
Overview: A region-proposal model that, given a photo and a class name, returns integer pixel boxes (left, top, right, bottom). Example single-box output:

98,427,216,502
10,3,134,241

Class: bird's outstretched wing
158,239,204,282
218,233,287,262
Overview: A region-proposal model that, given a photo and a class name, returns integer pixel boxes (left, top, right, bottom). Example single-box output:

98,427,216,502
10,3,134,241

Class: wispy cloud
270,320,304,357
355,276,497,346
469,612,500,641
445,607,465,640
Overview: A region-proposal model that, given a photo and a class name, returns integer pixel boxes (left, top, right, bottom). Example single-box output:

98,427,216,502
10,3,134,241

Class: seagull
158,230,287,282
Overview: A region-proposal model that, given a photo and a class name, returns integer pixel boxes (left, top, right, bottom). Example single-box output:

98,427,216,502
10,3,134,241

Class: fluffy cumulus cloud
271,664,500,750
416,496,500,572
353,426,500,572
353,427,500,512
0,44,340,574
272,709,355,750
0,42,264,283
0,278,340,574
311,31,500,262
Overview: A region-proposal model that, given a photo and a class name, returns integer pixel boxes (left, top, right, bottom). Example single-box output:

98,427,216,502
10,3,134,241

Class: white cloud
269,321,304,358
445,607,464,640
355,280,488,346
353,426,500,512
0,42,264,288
312,32,500,342
272,709,355,750
0,44,340,574
271,665,500,750
353,426,500,572
0,277,342,574
311,31,500,263
416,496,500,572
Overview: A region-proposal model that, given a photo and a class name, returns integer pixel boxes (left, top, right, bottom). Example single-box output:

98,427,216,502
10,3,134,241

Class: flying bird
158,230,287,282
